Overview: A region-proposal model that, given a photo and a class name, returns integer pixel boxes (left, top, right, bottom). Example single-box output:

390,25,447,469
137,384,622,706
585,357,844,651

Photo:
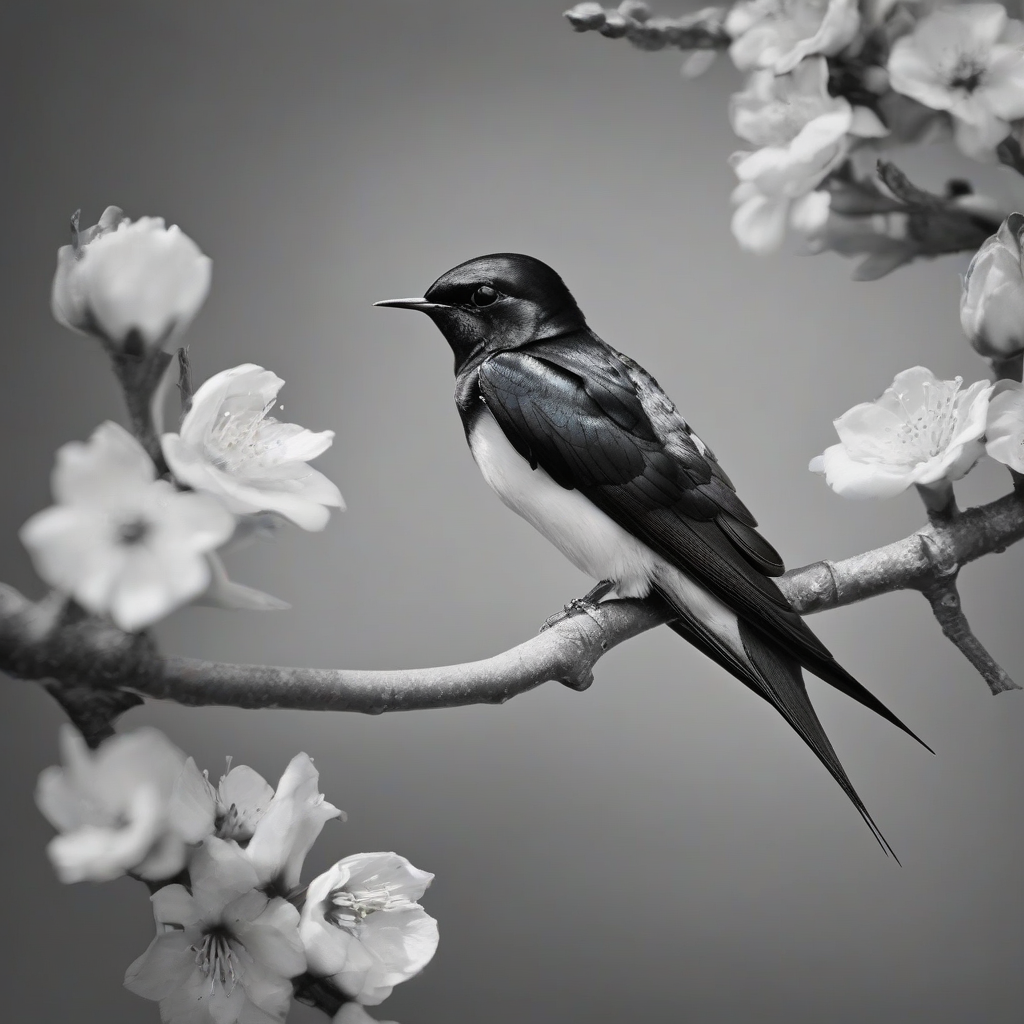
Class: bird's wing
476,334,800,637
477,334,926,746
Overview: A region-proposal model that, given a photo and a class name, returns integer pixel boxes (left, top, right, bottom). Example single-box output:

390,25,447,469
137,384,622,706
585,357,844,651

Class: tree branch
1,491,1023,716
564,3,729,51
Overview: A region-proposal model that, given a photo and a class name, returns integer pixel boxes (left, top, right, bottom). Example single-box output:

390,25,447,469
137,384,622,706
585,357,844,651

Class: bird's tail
654,566,899,859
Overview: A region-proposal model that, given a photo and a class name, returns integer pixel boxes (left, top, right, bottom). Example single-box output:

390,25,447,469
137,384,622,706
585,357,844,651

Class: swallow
376,253,929,856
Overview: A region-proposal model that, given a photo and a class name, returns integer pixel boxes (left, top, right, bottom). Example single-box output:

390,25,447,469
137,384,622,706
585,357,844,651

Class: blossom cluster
723,1,1024,255
22,208,344,631
808,206,1024,500
569,2,1024,263
37,726,438,1022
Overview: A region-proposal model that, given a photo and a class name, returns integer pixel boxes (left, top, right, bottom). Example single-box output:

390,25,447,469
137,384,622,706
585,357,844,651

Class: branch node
559,667,595,691
918,531,959,580
42,681,143,748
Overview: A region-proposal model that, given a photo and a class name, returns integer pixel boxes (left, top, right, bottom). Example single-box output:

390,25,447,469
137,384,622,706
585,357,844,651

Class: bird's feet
540,580,616,632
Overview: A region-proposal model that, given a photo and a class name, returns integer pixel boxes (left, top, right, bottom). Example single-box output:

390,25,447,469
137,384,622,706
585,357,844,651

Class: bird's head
375,253,586,369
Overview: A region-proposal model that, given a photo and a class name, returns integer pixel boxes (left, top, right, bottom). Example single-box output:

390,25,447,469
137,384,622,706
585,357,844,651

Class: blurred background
2,2,1023,1021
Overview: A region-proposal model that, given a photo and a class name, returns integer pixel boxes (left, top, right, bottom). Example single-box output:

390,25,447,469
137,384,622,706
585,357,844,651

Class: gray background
1,2,1023,1022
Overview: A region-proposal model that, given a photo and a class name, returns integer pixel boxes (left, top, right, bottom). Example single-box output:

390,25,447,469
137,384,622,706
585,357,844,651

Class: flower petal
153,884,202,929
218,764,276,840
168,757,218,844
124,930,198,1001
817,443,914,498
732,192,790,254
178,363,270,448
229,893,306,981
246,754,343,891
190,836,262,915
19,506,124,612
338,853,435,905
52,422,156,507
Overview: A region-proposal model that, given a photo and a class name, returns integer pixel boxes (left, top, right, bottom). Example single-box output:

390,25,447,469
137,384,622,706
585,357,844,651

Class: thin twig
177,346,194,417
109,348,173,470
564,3,729,50
920,576,1019,694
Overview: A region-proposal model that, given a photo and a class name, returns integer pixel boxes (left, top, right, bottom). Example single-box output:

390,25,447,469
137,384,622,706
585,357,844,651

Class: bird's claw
539,580,615,632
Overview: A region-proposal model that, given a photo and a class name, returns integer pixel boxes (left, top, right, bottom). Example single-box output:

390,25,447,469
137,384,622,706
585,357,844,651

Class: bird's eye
471,285,498,307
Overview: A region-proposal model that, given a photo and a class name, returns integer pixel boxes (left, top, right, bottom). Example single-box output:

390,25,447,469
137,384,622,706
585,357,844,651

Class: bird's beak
373,297,447,311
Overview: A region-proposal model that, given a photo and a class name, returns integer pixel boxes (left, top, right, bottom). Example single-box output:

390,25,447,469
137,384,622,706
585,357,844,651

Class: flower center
216,802,256,842
889,378,962,463
116,518,150,545
193,927,239,993
324,884,408,931
948,57,986,94
205,398,277,474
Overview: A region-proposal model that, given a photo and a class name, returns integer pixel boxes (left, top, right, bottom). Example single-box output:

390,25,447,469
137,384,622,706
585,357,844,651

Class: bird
376,252,929,857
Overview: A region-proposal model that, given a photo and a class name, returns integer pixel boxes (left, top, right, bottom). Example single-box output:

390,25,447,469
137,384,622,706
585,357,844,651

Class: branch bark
1,491,1023,716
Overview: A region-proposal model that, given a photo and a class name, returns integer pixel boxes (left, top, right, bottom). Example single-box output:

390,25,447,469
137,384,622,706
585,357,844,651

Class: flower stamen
193,927,238,993
324,883,408,930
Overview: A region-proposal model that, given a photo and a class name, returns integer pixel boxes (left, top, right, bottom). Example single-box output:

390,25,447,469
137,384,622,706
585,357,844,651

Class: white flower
244,753,344,893
20,422,234,631
125,837,306,1024
36,726,214,883
162,364,344,531
809,366,993,498
300,852,438,1006
726,0,860,75
961,213,1024,358
52,206,211,350
730,58,887,253
984,379,1024,470
888,4,1024,158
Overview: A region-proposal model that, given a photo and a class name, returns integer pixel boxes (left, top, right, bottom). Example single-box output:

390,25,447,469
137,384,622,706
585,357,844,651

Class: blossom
729,58,887,253
300,852,438,1006
961,213,1024,358
809,367,992,498
52,206,211,350
726,0,860,75
35,726,214,883
20,422,234,631
888,5,1024,158
162,364,344,531
187,752,342,892
984,379,1024,470
244,753,344,893
125,837,306,1024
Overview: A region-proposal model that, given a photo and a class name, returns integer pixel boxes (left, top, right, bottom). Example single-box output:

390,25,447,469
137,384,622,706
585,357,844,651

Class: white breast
467,409,657,599
467,408,745,660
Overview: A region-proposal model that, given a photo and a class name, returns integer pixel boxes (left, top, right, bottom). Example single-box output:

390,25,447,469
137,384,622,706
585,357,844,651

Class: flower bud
564,3,606,30
960,213,1024,359
51,207,212,352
